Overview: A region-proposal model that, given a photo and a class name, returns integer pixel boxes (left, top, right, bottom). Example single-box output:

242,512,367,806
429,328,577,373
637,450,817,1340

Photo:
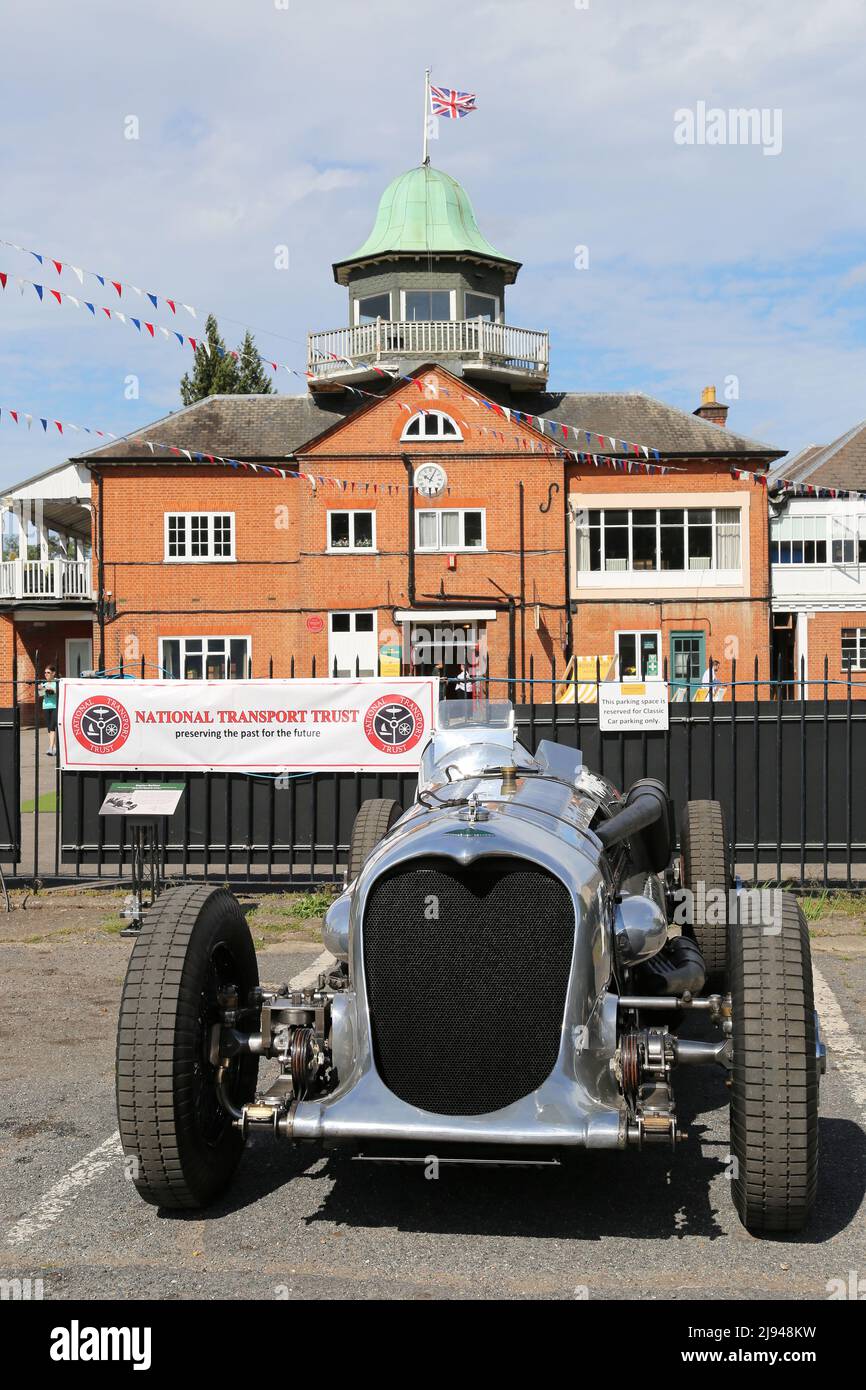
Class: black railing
2,658,865,889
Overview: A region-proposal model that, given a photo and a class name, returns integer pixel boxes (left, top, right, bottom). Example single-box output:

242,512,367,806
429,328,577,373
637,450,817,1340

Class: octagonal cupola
307,164,548,391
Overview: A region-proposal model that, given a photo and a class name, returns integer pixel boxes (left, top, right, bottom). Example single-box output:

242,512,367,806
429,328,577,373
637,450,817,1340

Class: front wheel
680,799,730,986
116,885,259,1209
729,892,819,1233
346,798,402,882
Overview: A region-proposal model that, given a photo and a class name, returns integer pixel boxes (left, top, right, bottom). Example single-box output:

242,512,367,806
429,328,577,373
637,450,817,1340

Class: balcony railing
307,317,549,381
0,558,92,601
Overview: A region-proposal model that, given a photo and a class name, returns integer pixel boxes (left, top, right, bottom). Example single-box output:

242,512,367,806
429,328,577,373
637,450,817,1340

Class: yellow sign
378,644,402,677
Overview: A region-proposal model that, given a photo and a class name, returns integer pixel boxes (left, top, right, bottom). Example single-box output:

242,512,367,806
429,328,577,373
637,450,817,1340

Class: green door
670,631,705,696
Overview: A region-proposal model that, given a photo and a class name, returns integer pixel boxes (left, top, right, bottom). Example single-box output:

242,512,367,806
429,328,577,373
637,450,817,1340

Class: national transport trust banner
58,678,438,773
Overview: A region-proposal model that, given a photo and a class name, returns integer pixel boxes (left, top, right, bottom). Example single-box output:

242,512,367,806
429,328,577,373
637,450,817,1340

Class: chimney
693,384,729,427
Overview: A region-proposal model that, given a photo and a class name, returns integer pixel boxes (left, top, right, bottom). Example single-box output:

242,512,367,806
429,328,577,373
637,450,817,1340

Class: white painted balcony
0,558,92,602
307,318,550,389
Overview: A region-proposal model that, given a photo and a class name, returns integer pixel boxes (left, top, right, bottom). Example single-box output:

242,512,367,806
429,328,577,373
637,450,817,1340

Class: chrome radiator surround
297,804,627,1149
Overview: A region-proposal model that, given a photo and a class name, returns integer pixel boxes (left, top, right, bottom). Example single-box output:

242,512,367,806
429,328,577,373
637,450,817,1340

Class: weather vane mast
422,67,431,166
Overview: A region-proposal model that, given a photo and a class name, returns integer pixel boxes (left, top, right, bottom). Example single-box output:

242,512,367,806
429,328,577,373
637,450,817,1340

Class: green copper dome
333,165,519,282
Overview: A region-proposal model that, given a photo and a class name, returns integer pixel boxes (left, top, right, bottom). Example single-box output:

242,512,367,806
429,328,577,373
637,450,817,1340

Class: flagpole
422,67,431,165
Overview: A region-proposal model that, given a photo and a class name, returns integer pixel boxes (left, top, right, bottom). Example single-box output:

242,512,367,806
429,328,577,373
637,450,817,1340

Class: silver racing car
116,699,823,1232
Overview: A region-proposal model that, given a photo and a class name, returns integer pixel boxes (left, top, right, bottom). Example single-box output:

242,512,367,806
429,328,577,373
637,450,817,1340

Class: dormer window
401,410,462,441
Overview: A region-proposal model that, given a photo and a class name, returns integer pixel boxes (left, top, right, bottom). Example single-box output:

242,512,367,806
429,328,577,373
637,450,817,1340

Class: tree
237,331,274,394
179,314,241,404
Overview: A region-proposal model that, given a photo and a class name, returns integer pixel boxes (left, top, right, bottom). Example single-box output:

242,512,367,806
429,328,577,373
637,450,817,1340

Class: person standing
38,664,58,757
701,658,724,700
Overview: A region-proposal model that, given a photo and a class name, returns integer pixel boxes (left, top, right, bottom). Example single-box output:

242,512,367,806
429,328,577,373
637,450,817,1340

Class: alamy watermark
672,884,783,934
674,101,782,157
1,1276,44,1300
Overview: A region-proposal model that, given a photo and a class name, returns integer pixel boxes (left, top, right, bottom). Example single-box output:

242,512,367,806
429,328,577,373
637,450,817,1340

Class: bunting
2,244,676,471
0,266,200,351
0,238,198,320
762,472,866,502
0,378,673,485
2,248,669,461
0,405,117,439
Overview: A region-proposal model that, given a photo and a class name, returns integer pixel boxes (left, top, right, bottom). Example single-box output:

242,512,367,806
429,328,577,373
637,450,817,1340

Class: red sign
363,694,425,756
306,615,324,633
71,695,132,756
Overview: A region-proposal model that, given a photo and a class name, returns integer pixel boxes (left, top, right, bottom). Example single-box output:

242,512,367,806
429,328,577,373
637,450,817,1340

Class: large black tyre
729,892,819,1233
346,798,402,881
679,799,730,983
116,885,259,1210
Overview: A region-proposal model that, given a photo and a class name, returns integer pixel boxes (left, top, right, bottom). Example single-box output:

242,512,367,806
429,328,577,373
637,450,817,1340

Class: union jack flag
430,85,477,119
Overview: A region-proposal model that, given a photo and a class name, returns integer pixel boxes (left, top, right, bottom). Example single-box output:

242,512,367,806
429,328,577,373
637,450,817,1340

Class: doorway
669,631,705,696
328,611,377,677
65,637,93,677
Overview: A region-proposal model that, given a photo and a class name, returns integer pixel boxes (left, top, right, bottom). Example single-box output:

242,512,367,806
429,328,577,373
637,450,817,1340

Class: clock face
414,463,447,498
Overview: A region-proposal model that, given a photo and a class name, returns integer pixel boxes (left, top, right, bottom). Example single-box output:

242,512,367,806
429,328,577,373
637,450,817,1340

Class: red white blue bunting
1,248,671,463
0,239,197,319
0,404,116,439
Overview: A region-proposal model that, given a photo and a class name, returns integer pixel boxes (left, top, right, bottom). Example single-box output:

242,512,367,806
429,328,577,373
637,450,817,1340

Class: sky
1,0,865,490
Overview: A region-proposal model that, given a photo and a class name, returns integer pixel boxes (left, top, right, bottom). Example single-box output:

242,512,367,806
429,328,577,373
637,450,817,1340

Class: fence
2,667,865,890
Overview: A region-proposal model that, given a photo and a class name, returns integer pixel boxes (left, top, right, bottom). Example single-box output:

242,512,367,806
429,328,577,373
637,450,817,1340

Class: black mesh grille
363,856,575,1116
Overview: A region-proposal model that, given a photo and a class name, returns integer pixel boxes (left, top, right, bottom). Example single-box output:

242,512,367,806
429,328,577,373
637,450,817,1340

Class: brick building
1,161,786,700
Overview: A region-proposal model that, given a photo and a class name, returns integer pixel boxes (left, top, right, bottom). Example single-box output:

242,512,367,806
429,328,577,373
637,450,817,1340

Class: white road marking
3,949,334,1249
5,1131,123,1248
287,949,335,990
813,962,866,1113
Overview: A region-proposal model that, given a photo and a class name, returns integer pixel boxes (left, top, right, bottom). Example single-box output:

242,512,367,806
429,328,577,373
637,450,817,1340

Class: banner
59,678,438,773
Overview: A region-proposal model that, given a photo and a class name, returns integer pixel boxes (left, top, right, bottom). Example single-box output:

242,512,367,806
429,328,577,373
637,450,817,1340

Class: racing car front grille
362,856,575,1116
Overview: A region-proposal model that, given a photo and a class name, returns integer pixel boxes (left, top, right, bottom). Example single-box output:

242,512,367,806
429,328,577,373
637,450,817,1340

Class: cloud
1,0,865,485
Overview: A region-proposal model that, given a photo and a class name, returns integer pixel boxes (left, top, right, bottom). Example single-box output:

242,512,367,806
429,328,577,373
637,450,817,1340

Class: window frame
399,288,456,322
159,635,251,680
769,513,833,566
463,290,499,322
326,509,377,553
400,409,463,442
575,506,742,575
614,628,663,681
415,507,486,553
354,291,392,325
842,628,866,672
163,511,235,563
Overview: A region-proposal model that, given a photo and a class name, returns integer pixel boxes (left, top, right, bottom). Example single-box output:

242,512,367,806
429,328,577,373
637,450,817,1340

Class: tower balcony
307,318,549,391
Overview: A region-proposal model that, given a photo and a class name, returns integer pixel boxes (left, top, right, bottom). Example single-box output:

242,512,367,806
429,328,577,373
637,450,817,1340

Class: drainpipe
399,454,416,672
564,481,573,659
95,470,105,672
401,454,416,608
518,481,526,683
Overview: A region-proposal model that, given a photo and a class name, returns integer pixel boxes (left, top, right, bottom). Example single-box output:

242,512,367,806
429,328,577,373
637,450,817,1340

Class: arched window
401,410,462,441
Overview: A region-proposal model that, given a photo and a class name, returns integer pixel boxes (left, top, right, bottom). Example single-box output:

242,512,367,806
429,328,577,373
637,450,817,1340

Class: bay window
576,506,741,573
769,514,865,565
